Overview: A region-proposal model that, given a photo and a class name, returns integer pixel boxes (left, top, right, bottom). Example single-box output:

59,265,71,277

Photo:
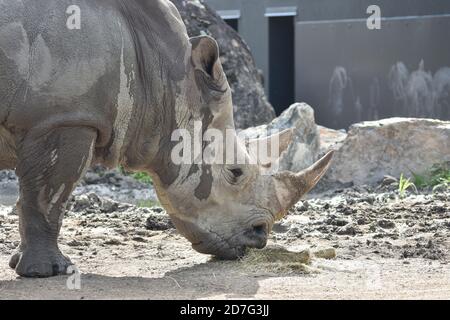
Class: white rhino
0,0,333,277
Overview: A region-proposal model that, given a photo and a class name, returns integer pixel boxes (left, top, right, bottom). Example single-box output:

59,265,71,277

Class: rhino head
148,35,333,259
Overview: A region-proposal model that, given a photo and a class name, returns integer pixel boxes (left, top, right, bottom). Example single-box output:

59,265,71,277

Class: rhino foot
9,247,73,278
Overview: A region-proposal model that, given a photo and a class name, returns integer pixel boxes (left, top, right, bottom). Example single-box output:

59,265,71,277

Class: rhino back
0,0,191,167
0,0,136,143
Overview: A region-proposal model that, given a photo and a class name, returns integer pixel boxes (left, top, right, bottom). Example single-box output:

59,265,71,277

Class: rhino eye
229,168,243,178
225,167,244,184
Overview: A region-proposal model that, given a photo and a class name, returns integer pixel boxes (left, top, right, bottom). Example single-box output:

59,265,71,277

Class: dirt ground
0,173,449,299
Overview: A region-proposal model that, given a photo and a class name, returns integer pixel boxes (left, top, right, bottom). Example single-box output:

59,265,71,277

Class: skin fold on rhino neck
143,68,205,217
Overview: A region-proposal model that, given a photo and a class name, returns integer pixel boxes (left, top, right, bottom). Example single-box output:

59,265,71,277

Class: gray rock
75,168,158,206
336,223,358,236
66,240,85,247
378,220,396,229
149,206,165,214
240,103,320,172
145,214,174,231
272,221,291,233
317,126,347,156
0,170,18,206
69,193,102,213
325,118,450,185
101,198,120,213
381,175,398,186
172,0,275,129
69,193,132,214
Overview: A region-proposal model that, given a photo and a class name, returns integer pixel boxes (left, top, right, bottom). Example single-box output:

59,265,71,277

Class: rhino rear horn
273,150,334,218
295,150,334,192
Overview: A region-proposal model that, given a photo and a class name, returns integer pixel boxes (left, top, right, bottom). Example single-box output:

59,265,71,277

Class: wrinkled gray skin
0,0,333,277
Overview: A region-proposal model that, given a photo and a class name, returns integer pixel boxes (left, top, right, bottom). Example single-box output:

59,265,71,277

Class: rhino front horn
273,150,335,219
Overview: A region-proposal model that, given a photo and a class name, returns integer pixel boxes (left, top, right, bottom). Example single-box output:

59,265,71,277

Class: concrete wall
206,0,299,93
205,0,450,127
295,14,450,128
206,0,450,93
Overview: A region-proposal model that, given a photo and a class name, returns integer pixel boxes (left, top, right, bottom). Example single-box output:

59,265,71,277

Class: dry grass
240,245,317,275
240,245,337,275
312,248,337,259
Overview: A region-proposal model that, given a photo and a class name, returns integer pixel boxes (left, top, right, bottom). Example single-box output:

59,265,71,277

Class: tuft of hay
240,245,318,275
313,248,336,259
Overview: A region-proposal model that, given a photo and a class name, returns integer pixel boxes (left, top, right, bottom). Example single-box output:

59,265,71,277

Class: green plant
137,199,160,208
118,165,128,175
398,173,417,198
411,162,450,192
118,166,153,185
411,172,428,189
131,171,153,185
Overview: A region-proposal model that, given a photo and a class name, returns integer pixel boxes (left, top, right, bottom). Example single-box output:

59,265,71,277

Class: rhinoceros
0,0,333,277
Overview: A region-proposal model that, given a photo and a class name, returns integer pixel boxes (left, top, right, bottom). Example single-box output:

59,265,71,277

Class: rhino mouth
170,215,268,260
192,241,247,260
182,224,248,259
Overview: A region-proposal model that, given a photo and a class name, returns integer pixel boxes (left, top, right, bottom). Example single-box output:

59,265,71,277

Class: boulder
172,0,276,129
240,103,320,172
0,170,18,206
325,118,450,185
317,126,347,156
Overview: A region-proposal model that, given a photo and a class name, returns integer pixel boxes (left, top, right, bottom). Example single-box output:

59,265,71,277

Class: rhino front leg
9,127,97,277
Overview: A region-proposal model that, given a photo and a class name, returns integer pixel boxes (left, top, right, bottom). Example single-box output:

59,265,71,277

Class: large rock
325,118,450,185
172,0,276,129
0,170,18,206
240,103,320,172
317,126,347,156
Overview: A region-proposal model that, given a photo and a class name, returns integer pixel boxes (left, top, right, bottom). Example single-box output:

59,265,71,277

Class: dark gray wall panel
295,15,450,128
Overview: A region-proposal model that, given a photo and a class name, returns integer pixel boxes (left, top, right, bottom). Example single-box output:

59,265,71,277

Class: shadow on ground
0,260,285,299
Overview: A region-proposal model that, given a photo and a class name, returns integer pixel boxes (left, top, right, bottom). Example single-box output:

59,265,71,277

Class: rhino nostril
252,222,268,237
245,222,268,249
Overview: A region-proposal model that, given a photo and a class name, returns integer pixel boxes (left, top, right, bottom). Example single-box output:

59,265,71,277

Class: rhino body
0,0,333,277
0,0,186,169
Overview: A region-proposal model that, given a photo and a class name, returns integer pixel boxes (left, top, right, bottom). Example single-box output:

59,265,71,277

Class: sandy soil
1,178,449,300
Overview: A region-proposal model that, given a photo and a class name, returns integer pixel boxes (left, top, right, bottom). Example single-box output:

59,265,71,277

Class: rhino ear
190,36,226,93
